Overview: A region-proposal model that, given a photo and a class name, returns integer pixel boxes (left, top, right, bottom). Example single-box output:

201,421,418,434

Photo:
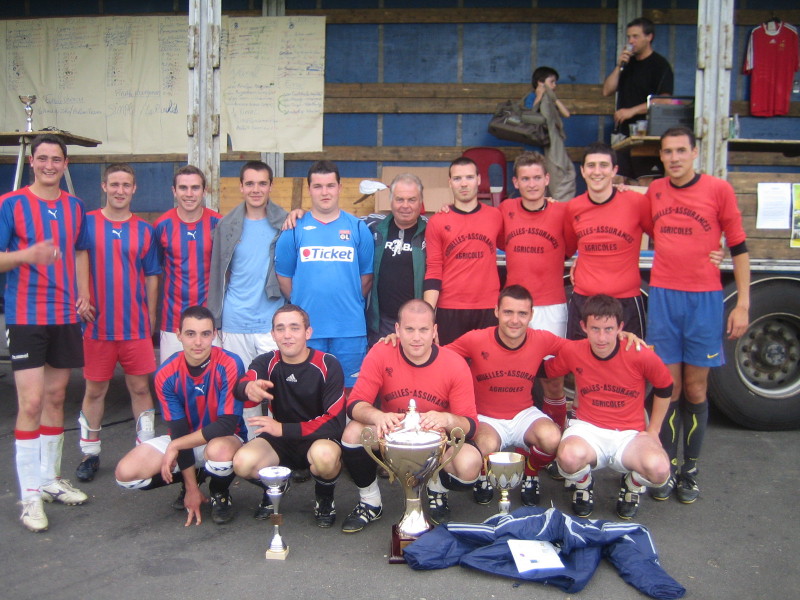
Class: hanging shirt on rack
743,20,799,117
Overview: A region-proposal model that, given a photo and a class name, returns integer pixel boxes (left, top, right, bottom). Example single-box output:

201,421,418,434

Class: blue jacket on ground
403,506,685,599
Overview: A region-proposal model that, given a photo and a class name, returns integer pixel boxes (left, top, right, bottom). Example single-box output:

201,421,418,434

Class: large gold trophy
361,399,465,563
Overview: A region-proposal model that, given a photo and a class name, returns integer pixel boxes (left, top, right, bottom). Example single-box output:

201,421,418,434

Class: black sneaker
314,495,336,528
254,492,274,520
292,468,311,483
210,491,234,524
616,474,644,520
75,455,100,482
545,462,565,481
473,476,493,505
427,490,451,525
650,475,676,501
520,475,540,506
341,501,382,533
171,485,186,510
676,468,700,504
571,479,594,517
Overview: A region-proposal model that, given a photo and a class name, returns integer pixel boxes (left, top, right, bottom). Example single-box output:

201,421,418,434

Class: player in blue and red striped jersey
74,164,162,483
154,166,221,363
0,134,94,532
114,306,246,526
232,304,346,528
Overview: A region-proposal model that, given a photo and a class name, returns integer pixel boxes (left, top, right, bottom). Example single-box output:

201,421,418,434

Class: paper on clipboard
508,539,565,572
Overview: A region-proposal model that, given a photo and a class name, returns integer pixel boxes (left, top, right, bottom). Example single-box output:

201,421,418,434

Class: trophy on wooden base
258,465,292,560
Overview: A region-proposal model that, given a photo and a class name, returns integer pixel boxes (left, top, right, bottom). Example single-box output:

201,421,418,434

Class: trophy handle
431,426,465,482
360,427,395,484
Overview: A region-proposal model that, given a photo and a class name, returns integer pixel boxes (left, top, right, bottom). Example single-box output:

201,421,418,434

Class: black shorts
566,292,646,341
7,323,84,371
435,307,497,346
259,434,340,471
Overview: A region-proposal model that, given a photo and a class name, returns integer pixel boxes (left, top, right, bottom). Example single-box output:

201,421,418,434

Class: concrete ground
0,362,798,600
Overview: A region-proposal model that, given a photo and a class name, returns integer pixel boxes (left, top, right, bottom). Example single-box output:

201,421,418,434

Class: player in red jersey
423,157,503,345
447,285,566,507
154,166,221,363
646,127,750,504
339,299,481,531
545,295,673,520
75,164,161,483
0,134,93,532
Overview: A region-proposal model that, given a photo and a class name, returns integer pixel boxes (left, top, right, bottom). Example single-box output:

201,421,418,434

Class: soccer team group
1,127,750,535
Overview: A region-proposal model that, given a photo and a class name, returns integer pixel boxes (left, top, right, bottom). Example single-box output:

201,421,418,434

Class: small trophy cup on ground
361,399,465,564
258,465,292,560
19,95,37,132
485,451,525,514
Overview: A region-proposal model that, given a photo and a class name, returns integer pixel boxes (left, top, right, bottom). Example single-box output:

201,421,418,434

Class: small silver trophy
19,95,37,132
258,465,292,560
485,452,525,514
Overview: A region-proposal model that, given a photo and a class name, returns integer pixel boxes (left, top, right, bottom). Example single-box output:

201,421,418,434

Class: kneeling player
114,306,245,526
340,299,482,532
232,305,345,528
545,295,673,520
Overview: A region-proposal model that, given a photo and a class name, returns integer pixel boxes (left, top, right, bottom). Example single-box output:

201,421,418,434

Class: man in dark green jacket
364,173,427,344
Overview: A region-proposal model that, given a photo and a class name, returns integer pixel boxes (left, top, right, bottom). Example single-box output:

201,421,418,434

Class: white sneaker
136,409,156,444
20,497,48,532
41,479,88,505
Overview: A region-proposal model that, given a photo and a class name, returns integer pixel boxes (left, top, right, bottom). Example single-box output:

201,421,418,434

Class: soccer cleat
571,479,594,517
341,501,382,533
520,475,540,506
292,468,311,483
210,491,235,524
616,473,645,520
20,497,48,532
651,475,676,501
253,492,274,520
314,495,336,528
427,490,451,525
75,455,100,482
135,409,156,444
472,475,494,505
676,468,700,504
171,485,187,510
545,461,565,481
41,479,88,505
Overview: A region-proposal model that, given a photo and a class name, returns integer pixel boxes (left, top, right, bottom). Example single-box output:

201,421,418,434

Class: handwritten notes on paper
1,16,324,154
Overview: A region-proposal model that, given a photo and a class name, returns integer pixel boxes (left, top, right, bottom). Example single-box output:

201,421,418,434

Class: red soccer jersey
154,207,221,333
564,190,652,298
0,187,88,325
647,175,747,292
347,342,478,437
500,198,569,306
424,204,503,310
743,22,799,117
84,211,161,341
545,339,672,432
447,326,567,420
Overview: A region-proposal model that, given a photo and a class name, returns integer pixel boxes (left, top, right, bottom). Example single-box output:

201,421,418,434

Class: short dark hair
30,133,67,159
103,163,135,184
173,165,207,190
449,156,479,177
627,17,655,39
581,294,623,326
307,160,340,184
179,305,215,330
582,142,617,168
498,284,534,308
532,66,559,87
240,160,273,183
661,126,697,149
272,303,310,329
397,298,435,324
513,151,548,177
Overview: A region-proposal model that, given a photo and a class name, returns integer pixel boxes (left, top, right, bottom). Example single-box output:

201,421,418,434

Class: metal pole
262,0,286,178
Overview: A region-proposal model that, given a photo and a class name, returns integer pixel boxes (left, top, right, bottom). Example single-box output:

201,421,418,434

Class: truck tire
708,279,800,430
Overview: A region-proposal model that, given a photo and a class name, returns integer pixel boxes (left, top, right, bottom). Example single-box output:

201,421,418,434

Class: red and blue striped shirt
0,186,88,325
84,210,161,341
154,207,221,333
156,346,245,437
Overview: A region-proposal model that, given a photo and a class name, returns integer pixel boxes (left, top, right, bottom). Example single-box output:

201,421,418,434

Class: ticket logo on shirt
300,246,355,262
